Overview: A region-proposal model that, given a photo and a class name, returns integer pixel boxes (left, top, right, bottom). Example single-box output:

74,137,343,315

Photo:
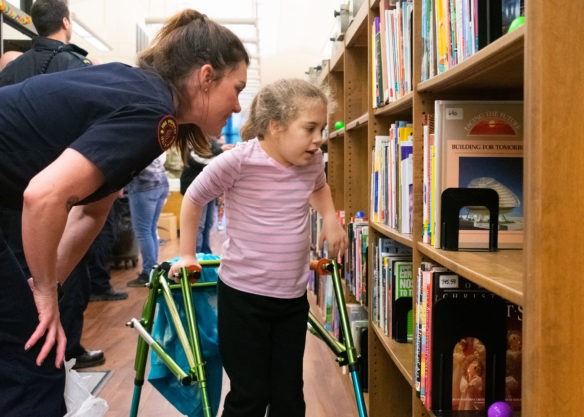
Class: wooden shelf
319,1,584,416
346,112,369,131
428,411,520,417
369,222,414,248
331,42,345,72
345,0,369,47
317,60,330,86
371,323,414,387
373,92,414,117
417,25,525,95
329,127,345,139
417,243,523,306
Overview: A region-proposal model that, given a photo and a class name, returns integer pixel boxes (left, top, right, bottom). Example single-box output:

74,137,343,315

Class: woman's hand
168,255,200,283
26,278,66,368
319,216,348,259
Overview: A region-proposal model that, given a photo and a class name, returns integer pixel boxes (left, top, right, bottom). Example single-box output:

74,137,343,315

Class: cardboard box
162,191,183,229
158,212,177,240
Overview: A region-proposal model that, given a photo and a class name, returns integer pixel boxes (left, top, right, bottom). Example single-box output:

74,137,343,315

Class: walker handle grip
310,258,330,275
180,264,202,282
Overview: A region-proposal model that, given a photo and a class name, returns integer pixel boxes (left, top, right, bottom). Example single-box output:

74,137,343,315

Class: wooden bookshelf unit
317,0,583,416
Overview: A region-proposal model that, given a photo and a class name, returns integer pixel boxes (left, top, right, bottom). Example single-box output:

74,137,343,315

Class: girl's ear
267,120,283,138
199,64,215,90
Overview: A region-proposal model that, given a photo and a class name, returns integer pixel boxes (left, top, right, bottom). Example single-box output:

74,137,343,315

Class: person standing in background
0,51,23,71
0,0,91,86
180,136,234,253
126,154,170,287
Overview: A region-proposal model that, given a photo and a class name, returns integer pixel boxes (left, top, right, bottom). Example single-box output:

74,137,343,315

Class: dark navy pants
0,207,90,359
0,228,66,416
88,208,116,295
218,279,308,417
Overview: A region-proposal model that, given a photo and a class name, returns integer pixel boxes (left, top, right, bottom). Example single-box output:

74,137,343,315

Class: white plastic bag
63,359,109,417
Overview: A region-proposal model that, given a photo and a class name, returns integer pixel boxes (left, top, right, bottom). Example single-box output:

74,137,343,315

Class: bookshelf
317,0,584,415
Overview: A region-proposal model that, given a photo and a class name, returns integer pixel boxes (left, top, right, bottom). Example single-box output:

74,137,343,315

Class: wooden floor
82,228,361,416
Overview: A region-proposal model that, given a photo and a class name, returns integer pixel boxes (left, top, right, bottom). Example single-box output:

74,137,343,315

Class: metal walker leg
309,259,368,417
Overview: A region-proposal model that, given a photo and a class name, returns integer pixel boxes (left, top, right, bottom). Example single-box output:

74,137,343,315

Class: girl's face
267,99,327,167
180,61,247,135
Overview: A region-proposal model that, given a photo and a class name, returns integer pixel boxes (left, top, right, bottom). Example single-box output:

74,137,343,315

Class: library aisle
82,229,360,416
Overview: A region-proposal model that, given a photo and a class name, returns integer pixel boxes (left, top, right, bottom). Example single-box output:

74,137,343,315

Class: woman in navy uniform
0,9,248,416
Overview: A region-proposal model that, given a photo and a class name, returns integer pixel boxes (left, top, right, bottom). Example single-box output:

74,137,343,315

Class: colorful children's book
433,100,524,249
391,260,413,342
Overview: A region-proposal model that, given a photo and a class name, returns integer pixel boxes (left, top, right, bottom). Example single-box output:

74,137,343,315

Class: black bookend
440,188,499,252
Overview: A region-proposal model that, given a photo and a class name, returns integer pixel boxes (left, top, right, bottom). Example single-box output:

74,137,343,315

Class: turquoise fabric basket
148,254,222,417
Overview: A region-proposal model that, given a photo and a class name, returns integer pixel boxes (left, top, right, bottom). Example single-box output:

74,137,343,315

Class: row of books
313,268,369,344
421,0,524,81
372,1,413,108
309,208,346,255
415,260,522,412
423,100,524,249
345,215,369,304
371,121,413,233
371,237,413,342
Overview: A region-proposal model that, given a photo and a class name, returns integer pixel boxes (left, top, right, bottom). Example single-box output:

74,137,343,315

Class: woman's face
180,61,247,135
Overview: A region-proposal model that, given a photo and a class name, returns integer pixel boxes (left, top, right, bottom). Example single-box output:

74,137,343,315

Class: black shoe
89,288,129,302
127,272,149,287
72,349,105,370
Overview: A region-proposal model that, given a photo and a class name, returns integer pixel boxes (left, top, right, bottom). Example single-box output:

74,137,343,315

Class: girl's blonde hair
240,79,327,141
138,9,249,156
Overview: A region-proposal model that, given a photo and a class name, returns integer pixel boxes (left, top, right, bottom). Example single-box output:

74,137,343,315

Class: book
505,302,522,410
391,260,413,342
376,240,411,335
433,100,524,249
477,0,502,49
430,272,507,411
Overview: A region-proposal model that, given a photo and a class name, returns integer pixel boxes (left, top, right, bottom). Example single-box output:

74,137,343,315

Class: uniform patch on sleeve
157,115,178,151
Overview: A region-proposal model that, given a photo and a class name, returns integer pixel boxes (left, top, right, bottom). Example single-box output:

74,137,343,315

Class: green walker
127,258,367,417
127,260,220,417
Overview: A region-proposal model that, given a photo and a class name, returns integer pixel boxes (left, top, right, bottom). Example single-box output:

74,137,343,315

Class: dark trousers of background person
0,207,92,360
60,258,91,359
0,216,67,417
197,199,216,253
217,279,308,417
89,208,116,295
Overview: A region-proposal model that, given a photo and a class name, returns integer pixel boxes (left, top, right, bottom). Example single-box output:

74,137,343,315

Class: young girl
169,79,347,416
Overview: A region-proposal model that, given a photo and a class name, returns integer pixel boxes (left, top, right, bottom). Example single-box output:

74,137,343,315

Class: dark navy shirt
0,37,91,86
0,62,176,209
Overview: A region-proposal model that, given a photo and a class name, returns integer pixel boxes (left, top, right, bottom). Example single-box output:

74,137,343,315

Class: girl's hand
168,255,200,283
319,217,348,259
26,278,67,368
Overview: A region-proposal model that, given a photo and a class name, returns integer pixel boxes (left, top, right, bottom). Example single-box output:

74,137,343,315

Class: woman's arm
55,194,118,280
309,184,348,258
22,148,107,367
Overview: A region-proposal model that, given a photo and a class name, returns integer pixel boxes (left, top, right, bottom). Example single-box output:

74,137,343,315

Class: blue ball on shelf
488,401,513,417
